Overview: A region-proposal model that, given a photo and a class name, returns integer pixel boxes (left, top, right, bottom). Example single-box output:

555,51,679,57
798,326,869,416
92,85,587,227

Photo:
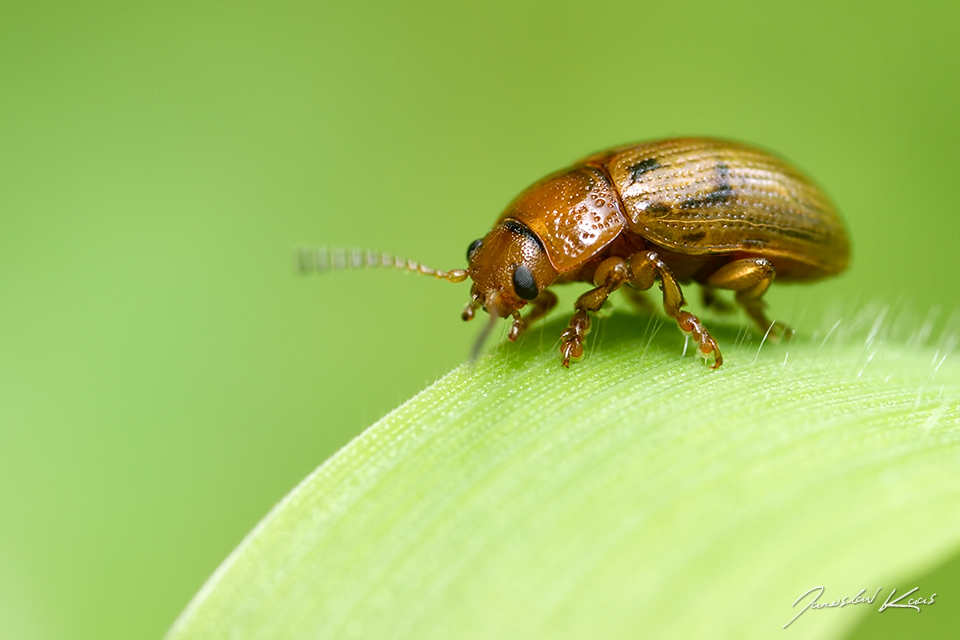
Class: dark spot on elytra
502,219,545,252
716,161,731,183
736,223,820,248
627,158,662,182
680,162,735,209
769,226,820,243
683,186,735,208
645,201,672,215
682,230,707,243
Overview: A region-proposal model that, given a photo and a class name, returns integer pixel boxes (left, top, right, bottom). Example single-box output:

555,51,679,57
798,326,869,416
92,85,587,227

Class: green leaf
166,308,960,640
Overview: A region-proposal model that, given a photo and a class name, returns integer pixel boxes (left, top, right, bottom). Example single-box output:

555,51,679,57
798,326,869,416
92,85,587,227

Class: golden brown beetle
307,138,850,368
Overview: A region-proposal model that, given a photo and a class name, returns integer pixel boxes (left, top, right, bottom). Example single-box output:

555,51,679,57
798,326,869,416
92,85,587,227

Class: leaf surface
167,310,960,639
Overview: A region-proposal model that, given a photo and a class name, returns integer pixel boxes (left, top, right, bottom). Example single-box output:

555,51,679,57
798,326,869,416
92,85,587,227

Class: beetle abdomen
595,138,849,280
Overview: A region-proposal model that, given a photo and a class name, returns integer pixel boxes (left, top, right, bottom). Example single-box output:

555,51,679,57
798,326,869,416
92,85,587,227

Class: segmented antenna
298,247,468,282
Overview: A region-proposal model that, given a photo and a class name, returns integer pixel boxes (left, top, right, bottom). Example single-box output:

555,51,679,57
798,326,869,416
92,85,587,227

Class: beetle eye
466,238,483,263
512,264,538,300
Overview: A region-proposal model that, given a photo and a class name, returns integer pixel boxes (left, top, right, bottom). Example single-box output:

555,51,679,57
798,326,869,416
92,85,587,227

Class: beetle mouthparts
484,290,514,318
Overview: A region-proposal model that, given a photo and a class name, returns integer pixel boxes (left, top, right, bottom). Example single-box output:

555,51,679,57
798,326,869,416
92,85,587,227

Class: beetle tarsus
778,323,796,341
461,300,479,322
559,309,591,366
677,311,723,368
758,319,795,342
560,338,583,367
508,312,524,342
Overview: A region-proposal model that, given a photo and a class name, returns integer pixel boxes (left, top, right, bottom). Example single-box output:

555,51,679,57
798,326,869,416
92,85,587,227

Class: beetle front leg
559,257,630,366
629,251,723,368
706,257,794,340
508,290,558,341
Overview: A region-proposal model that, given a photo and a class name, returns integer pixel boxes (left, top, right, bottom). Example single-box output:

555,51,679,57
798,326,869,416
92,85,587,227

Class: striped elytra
597,138,849,280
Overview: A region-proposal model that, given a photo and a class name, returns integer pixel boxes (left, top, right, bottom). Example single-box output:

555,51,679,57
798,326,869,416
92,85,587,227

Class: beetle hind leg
705,257,794,340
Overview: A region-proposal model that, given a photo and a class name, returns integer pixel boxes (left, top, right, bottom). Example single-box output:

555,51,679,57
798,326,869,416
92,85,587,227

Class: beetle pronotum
303,138,850,368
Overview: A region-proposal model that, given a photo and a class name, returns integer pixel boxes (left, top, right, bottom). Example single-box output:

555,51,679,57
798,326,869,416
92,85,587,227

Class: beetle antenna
298,247,468,283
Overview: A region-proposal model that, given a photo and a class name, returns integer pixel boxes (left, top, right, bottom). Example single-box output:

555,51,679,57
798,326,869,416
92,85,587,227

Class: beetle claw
767,321,795,342
560,338,583,367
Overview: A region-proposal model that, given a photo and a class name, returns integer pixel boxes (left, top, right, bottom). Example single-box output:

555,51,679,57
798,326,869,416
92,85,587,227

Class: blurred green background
0,1,957,638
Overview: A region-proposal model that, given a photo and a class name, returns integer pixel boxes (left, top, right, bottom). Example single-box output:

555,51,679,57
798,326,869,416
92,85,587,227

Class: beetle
306,138,850,368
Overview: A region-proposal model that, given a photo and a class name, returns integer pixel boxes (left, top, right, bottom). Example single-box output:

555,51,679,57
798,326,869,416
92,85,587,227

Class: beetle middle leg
705,257,794,340
629,251,723,368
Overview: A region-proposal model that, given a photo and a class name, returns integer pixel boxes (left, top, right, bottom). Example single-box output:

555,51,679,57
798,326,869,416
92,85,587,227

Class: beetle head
464,219,557,319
